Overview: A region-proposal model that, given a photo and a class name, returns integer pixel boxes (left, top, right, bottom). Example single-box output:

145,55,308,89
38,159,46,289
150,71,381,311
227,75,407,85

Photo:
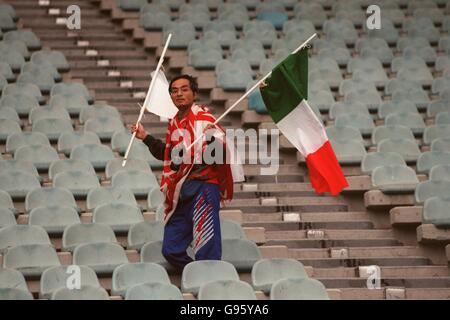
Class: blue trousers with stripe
162,180,222,270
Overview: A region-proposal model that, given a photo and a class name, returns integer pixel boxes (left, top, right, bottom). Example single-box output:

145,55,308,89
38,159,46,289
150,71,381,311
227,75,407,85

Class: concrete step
298,257,431,268
266,229,394,240
319,277,450,289
244,221,374,231
267,239,403,248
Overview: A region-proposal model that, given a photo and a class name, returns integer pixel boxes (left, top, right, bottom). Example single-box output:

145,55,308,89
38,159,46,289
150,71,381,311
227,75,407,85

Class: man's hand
130,122,148,140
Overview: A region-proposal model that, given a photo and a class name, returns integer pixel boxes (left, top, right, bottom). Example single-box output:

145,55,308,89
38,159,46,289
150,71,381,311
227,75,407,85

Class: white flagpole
122,33,172,167
185,33,317,152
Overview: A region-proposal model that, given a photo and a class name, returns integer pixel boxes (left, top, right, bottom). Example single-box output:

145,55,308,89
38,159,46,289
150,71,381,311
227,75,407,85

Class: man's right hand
130,122,148,140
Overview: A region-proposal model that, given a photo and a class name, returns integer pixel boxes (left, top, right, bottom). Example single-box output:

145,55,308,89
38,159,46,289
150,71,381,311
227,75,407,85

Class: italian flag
260,48,348,195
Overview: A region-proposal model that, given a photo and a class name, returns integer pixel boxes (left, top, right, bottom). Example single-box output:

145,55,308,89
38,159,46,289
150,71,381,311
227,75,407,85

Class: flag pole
185,33,317,152
122,33,172,167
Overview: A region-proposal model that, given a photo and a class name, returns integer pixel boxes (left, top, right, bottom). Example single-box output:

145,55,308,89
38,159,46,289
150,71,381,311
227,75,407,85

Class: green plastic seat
334,114,375,136
221,219,246,240
385,112,426,134
377,138,421,163
429,164,450,181
50,285,109,300
372,165,419,193
30,49,69,71
422,196,450,228
431,138,450,152
25,187,78,213
40,265,100,299
51,83,92,104
140,241,172,271
112,262,170,296
0,268,28,291
70,143,115,170
127,220,164,250
251,258,309,293
62,223,117,252
111,170,158,197
0,224,51,254
423,125,450,145
93,203,144,233
3,83,44,104
361,152,407,175
84,116,125,141
181,260,239,295
105,158,151,179
0,107,20,124
372,125,415,145
0,92,39,116
28,105,70,125
125,283,183,300
49,93,89,116
0,160,41,183
0,207,16,228
415,180,450,204
2,244,60,277
0,118,21,142
0,190,16,214
53,171,100,198
86,186,138,211
198,279,257,300
270,278,329,300
32,118,74,142
417,151,450,174
29,206,80,234
330,139,367,164
14,145,59,171
6,132,50,155
57,131,101,157
0,170,41,199
147,187,164,210
221,239,262,272
4,30,41,49
49,159,96,181
73,242,128,275
0,288,33,300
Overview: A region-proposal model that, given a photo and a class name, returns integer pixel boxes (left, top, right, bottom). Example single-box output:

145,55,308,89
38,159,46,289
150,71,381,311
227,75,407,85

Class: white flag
144,70,178,119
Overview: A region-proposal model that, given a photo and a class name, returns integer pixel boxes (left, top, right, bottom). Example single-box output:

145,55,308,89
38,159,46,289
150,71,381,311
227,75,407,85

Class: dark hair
169,74,199,94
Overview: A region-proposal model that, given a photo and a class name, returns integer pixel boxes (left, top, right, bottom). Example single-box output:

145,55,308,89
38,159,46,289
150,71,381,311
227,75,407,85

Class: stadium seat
49,94,89,116
28,106,70,125
392,88,430,109
40,265,100,299
334,114,375,135
25,187,78,213
423,125,450,145
384,112,426,134
112,262,171,296
366,19,399,44
0,119,21,142
431,138,450,152
198,279,257,300
422,196,450,228
0,92,40,116
220,219,246,240
0,268,28,291
2,244,60,277
385,79,422,96
62,223,117,252
377,138,421,163
181,260,239,295
2,40,29,60
140,241,172,270
221,239,262,272
0,288,33,300
84,116,125,141
162,22,196,49
0,160,40,183
87,186,138,211
30,49,69,71
326,126,364,144
17,69,55,93
372,125,415,145
125,283,183,300
147,187,164,210
127,220,164,250
270,278,329,300
329,102,370,120
105,158,151,179
372,165,419,193
51,83,92,104
111,170,158,197
14,145,59,171
32,118,74,142
436,112,450,125
53,171,100,198
0,170,41,199
79,104,121,124
0,61,15,82
416,151,450,174
251,258,309,293
49,159,96,182
329,139,367,164
415,180,450,204
127,142,164,169
0,47,24,71
57,132,101,157
378,101,419,120
70,144,115,170
73,242,128,274
0,190,16,213
139,8,171,31
0,224,50,254
4,30,41,50
51,285,109,300
0,107,14,125
218,3,249,28
361,152,407,175
93,203,143,233
28,206,80,234
294,3,327,28
0,207,16,228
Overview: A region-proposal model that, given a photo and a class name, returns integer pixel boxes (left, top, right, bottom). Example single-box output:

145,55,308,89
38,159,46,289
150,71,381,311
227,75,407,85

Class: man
131,74,235,270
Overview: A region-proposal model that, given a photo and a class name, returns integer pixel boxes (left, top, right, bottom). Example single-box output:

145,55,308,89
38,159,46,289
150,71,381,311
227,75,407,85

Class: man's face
169,78,196,110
